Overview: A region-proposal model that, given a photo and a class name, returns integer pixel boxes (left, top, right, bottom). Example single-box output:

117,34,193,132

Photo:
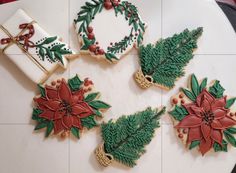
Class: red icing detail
98,49,105,55
87,26,93,33
89,45,96,52
176,89,236,155
181,100,185,104
178,134,183,139
104,1,113,10
88,33,95,40
172,98,178,104
179,94,184,99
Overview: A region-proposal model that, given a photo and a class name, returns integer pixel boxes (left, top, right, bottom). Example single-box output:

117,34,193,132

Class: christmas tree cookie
134,27,203,90
95,107,165,167
0,9,75,84
74,0,146,62
169,74,236,155
32,75,111,139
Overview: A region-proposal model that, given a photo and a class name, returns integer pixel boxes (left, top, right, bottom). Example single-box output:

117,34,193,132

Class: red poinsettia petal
73,89,84,101
199,138,213,155
201,123,211,140
34,97,47,109
58,80,72,102
45,86,58,99
54,110,66,120
189,105,203,117
187,127,202,144
196,89,214,107
175,115,202,128
54,120,65,134
218,116,236,129
201,96,211,112
62,116,73,129
183,103,197,114
39,110,54,120
43,100,60,111
71,102,93,118
211,120,224,129
211,129,223,145
211,96,226,111
213,108,228,120
72,116,82,129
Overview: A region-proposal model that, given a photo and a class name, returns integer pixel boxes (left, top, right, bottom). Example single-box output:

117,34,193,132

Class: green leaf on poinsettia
34,121,48,130
42,36,57,45
105,53,119,62
224,130,236,147
226,127,236,134
71,127,80,139
225,98,236,109
45,121,54,137
54,51,64,65
189,140,200,150
209,80,225,99
199,78,207,92
81,116,97,129
213,140,228,152
84,92,99,102
191,74,200,97
181,88,196,101
37,84,46,98
68,75,83,91
89,100,111,110
94,109,102,117
32,108,43,121
169,105,188,121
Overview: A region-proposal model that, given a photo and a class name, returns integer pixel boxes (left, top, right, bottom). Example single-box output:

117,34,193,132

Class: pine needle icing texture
100,107,166,167
138,27,203,89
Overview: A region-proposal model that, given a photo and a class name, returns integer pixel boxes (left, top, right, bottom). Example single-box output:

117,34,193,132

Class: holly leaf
54,52,64,65
191,74,200,97
209,80,225,99
199,78,207,92
51,44,65,51
34,121,48,130
169,105,188,121
89,100,111,110
213,140,228,152
224,130,236,147
45,121,54,137
71,127,80,139
181,88,196,101
84,92,99,102
105,53,118,62
45,48,55,62
225,98,236,109
189,140,200,150
39,47,45,60
42,36,57,45
94,109,102,117
37,84,46,98
68,75,83,91
32,108,43,121
81,116,97,129
226,127,236,134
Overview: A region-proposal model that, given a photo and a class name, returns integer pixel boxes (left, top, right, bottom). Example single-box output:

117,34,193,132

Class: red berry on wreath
87,26,93,33
113,0,119,6
89,44,97,52
98,49,105,55
88,33,95,40
104,1,113,10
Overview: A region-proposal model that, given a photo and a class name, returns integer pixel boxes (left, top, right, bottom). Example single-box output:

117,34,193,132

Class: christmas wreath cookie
32,75,111,139
169,74,236,155
74,0,146,62
134,27,203,90
95,107,166,167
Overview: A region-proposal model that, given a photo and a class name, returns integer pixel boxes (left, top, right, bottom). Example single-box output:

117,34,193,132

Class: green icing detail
191,74,200,97
169,105,188,121
139,28,203,89
84,92,100,102
71,127,80,139
75,0,145,62
225,98,236,109
199,78,207,92
213,140,228,152
101,107,165,167
224,129,236,147
89,100,111,110
45,121,54,137
189,140,200,150
181,88,196,102
81,115,98,129
36,36,72,64
68,75,83,91
37,84,46,98
226,127,236,134
209,80,225,98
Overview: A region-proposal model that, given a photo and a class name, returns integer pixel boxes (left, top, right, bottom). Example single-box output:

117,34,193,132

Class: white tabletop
0,0,236,173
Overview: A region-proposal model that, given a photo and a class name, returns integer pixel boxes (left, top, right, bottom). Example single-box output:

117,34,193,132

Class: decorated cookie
0,9,75,84
95,107,165,167
32,75,111,139
134,27,203,90
169,74,236,155
74,0,146,62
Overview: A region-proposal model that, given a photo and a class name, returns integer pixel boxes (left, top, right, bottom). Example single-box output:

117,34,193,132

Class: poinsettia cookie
169,74,236,155
74,0,146,62
134,27,203,90
32,75,111,139
0,9,75,84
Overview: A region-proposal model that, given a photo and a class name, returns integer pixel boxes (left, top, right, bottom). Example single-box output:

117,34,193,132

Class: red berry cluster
104,0,120,10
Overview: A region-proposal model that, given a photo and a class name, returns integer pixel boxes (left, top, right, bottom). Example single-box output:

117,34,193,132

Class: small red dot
51,81,56,86
179,94,184,99
172,98,178,104
181,100,185,104
178,134,183,139
183,129,188,134
57,79,61,83
230,113,234,117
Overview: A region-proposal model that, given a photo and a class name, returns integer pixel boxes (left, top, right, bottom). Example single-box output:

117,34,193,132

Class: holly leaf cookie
134,27,203,90
169,74,236,155
32,75,111,139
95,107,166,167
74,0,146,62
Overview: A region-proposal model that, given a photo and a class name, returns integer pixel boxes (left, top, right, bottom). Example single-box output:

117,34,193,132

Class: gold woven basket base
134,69,153,89
95,143,114,167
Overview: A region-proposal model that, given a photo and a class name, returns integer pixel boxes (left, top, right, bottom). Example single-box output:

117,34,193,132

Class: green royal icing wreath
74,0,146,62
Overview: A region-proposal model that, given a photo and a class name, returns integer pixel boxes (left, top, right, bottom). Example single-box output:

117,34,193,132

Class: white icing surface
0,0,236,173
